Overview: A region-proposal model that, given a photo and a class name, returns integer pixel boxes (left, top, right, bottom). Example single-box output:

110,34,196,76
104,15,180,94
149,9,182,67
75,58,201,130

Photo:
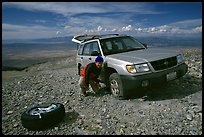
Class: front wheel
109,73,128,99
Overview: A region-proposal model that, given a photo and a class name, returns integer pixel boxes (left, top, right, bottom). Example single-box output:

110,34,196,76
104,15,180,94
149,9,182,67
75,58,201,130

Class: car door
80,41,101,67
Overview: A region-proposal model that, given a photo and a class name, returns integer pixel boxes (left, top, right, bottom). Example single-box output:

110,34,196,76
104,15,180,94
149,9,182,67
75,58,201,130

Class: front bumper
120,63,188,90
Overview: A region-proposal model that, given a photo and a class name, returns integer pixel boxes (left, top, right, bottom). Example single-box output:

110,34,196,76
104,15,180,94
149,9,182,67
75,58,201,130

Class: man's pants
78,76,100,94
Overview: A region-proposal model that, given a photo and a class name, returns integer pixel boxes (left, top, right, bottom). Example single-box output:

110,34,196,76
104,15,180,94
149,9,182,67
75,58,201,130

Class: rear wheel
109,73,128,99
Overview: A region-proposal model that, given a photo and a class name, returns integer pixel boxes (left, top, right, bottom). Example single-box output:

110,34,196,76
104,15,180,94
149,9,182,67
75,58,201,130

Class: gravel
2,48,202,135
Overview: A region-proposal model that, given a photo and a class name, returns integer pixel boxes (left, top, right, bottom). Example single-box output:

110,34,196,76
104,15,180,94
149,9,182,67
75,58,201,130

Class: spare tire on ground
21,103,65,130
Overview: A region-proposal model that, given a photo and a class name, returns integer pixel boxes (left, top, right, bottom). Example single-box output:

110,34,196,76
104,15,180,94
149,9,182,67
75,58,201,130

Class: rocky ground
2,48,202,135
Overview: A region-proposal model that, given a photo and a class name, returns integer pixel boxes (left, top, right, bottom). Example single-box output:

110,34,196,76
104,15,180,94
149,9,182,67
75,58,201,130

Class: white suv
72,34,188,99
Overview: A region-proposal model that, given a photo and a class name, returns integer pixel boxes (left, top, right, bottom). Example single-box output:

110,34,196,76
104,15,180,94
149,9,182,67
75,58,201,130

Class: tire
21,103,65,130
109,73,128,100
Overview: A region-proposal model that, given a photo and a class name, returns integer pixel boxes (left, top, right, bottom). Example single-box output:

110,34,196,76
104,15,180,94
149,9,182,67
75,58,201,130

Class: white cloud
135,28,142,32
3,2,163,17
3,20,202,40
192,26,202,33
97,26,103,32
169,19,202,29
3,2,163,37
121,25,132,31
3,3,202,38
56,31,62,35
34,19,47,23
73,23,202,36
132,20,202,35
64,25,71,31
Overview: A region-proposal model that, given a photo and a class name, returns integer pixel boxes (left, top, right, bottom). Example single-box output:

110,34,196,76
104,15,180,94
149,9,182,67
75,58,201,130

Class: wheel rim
29,104,57,116
110,79,120,96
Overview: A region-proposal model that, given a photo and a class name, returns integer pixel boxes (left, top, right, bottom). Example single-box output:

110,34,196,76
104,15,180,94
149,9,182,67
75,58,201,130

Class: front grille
150,56,177,71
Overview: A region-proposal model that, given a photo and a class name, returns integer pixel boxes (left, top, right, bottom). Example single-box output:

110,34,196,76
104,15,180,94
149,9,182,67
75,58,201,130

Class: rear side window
78,44,83,55
83,43,92,55
82,41,100,56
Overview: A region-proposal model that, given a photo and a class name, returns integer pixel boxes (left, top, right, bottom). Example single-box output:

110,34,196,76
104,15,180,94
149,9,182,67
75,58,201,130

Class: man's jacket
80,62,102,88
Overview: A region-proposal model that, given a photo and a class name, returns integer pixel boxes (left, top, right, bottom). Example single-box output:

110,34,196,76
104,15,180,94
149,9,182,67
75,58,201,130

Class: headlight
135,63,150,72
126,63,150,73
177,54,184,64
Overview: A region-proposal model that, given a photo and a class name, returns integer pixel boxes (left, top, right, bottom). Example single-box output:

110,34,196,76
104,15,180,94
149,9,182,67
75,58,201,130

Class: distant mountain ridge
2,36,73,45
3,35,202,48
136,36,202,48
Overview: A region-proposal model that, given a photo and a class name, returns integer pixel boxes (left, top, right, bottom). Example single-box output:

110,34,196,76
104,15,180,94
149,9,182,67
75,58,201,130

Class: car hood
106,47,180,64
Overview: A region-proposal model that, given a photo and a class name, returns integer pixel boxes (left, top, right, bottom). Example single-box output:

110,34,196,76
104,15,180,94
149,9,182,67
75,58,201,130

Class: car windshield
100,36,145,55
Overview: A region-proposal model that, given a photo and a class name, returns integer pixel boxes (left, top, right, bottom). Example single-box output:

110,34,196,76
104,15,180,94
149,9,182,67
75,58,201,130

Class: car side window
82,41,101,56
83,43,91,55
78,44,83,55
92,42,100,54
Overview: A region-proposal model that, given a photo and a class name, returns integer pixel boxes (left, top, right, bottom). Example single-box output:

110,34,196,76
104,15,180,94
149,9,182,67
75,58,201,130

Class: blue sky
2,2,202,40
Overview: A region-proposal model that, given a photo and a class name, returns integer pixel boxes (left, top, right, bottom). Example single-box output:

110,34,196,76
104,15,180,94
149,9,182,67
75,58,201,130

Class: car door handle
89,58,92,60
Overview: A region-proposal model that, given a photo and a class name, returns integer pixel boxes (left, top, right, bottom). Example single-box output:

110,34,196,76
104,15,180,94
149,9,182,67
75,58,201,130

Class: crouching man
78,56,104,96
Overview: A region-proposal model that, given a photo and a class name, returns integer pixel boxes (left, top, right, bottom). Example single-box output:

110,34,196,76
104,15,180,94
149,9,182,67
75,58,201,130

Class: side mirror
91,51,99,56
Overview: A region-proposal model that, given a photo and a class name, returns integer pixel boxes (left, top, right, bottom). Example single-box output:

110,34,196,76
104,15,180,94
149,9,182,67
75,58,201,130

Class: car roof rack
72,34,98,43
72,33,125,44
93,34,119,38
